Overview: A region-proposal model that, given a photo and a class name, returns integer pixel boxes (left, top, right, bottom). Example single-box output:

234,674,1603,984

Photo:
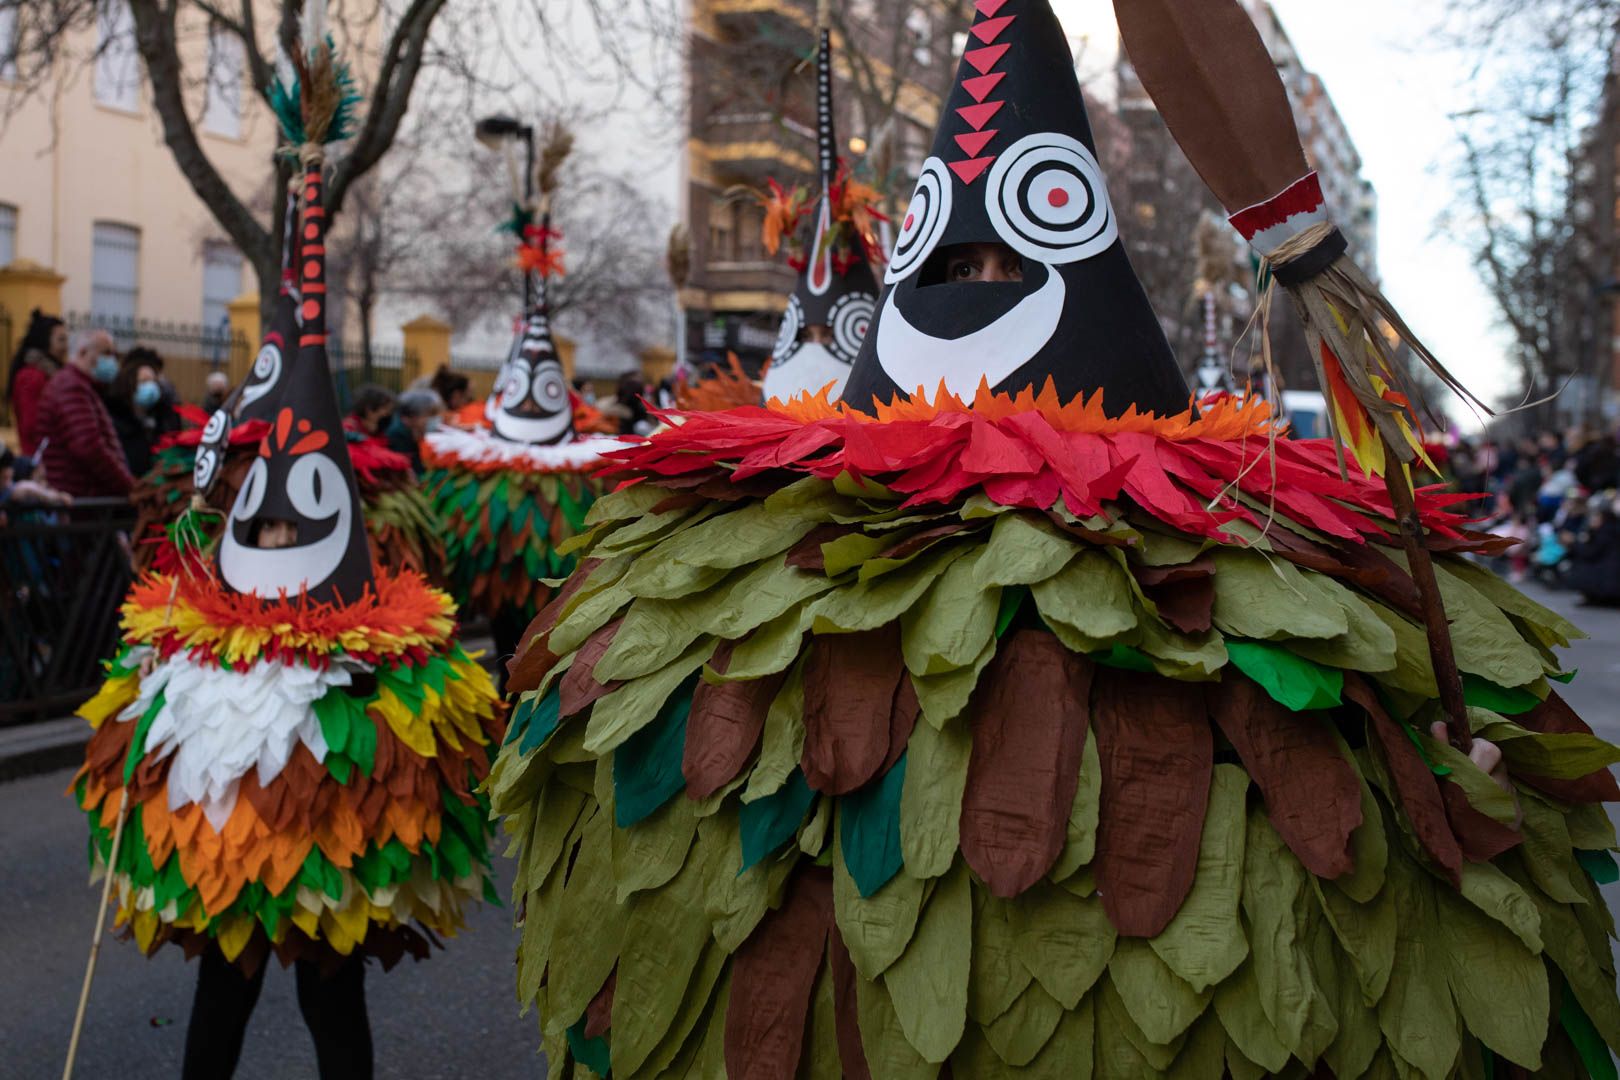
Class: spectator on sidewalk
33,328,135,498
4,310,68,456
428,366,471,413
345,384,395,437
385,388,442,476
1575,434,1619,493
106,347,181,477
201,370,231,413
1568,496,1620,606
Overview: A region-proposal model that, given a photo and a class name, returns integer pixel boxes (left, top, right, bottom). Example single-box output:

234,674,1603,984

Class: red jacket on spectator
35,364,135,497
11,364,50,455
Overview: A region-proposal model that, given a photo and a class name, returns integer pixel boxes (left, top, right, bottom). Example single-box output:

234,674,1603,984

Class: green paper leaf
1378,854,1461,1080
1516,793,1588,905
740,659,805,803
1288,577,1398,675
982,979,1064,1067
974,513,1077,587
901,547,1000,676
543,811,625,1036
1578,848,1620,886
967,892,1032,1025
840,754,908,898
1211,549,1349,641
1472,717,1620,779
1226,640,1343,712
807,544,965,634
518,689,564,756
1241,803,1313,1055
912,635,997,730
585,637,714,756
1048,732,1102,883
1108,937,1211,1045
1151,763,1249,992
1437,878,1548,1071
612,793,698,901
833,827,924,981
1010,880,1115,1010
612,685,693,827
853,967,941,1080
123,690,166,786
1212,960,1292,1074
738,768,815,872
1031,550,1139,643
566,1018,612,1078
883,860,971,1063
1461,674,1542,715
1561,990,1620,1080
899,718,971,879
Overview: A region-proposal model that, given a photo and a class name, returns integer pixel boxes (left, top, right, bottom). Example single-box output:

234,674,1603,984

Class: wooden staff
1114,0,1475,748
62,787,130,1080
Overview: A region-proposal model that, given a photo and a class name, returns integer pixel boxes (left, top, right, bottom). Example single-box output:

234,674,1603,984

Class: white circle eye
501,361,531,409
985,132,1118,265
233,457,268,520
201,408,229,444
885,157,952,284
531,364,568,411
194,447,220,492
828,292,875,362
774,295,803,360
240,345,281,408
287,453,346,520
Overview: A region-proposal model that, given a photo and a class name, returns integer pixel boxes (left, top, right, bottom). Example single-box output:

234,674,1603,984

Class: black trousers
180,948,373,1080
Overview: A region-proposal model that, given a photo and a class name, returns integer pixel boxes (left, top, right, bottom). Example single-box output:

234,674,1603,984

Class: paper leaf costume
75,76,501,974
758,27,884,405
488,2,1620,1077
426,134,624,625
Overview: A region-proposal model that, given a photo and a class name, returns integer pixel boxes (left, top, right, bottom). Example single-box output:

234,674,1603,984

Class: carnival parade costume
488,2,1620,1077
423,135,622,631
72,49,502,991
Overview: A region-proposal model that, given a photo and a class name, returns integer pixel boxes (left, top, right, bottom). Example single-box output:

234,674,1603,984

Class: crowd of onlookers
1443,427,1620,605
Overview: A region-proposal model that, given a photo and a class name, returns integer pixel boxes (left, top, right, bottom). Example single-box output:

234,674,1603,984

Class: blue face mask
92,355,119,383
134,381,162,409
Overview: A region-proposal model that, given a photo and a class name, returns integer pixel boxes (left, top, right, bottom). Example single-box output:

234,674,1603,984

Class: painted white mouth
218,504,352,597
493,408,572,445
763,343,850,403
874,268,1066,399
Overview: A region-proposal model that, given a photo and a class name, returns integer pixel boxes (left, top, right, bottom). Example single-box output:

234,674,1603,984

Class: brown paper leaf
801,625,905,795
959,631,1093,897
1440,782,1522,863
559,616,625,717
828,924,874,1080
787,524,861,573
507,558,601,692
1132,554,1215,634
725,868,834,1080
1091,668,1212,937
685,640,786,799
1345,675,1462,885
584,969,616,1039
1514,691,1620,803
1208,676,1361,879
1267,529,1423,620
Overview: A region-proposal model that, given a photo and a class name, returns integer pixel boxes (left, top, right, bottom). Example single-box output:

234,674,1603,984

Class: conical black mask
840,0,1189,416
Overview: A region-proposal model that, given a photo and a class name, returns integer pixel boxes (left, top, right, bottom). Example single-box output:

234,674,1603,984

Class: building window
0,5,18,81
0,204,15,268
201,240,242,330
906,10,933,67
202,25,243,137
95,1,140,112
91,222,140,323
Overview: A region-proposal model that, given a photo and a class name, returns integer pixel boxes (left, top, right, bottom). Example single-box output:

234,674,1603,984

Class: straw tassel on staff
1113,0,1484,750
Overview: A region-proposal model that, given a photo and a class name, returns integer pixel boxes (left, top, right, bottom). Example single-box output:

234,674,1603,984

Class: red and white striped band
1227,172,1329,256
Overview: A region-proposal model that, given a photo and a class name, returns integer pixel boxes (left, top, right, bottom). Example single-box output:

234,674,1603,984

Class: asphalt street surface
2,582,1618,1078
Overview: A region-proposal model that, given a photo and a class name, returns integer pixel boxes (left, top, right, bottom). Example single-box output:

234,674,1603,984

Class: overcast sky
1051,0,1511,424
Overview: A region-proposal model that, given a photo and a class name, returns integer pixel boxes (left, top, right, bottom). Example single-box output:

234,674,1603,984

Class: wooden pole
1380,444,1473,752
63,786,131,1080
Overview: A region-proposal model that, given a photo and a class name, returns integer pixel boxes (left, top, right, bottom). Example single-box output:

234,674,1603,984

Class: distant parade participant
69,39,501,1079
129,185,444,585
421,124,623,669
487,2,1620,1076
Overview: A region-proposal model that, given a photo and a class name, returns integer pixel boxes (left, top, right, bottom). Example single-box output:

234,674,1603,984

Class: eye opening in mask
918,241,1026,287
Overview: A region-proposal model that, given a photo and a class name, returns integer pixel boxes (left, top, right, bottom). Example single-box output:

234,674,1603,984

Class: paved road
2,582,1618,1078
1,766,544,1079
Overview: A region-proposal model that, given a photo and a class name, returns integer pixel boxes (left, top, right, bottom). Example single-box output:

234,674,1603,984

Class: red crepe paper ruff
596,383,1483,549
1091,668,1212,937
959,632,1092,897
1345,675,1463,885
1208,678,1361,879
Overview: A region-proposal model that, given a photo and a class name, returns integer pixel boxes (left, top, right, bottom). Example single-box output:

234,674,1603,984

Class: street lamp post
476,115,537,309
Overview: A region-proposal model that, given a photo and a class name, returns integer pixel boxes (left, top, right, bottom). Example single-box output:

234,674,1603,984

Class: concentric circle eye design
193,447,220,493
201,408,229,445
234,457,269,520
531,364,568,413
885,157,953,284
828,292,875,363
774,295,804,360
287,453,347,520
985,132,1118,265
501,361,532,409
240,344,282,408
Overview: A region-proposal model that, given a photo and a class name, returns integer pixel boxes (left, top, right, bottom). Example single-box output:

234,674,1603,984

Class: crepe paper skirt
489,390,1620,1079
73,570,504,974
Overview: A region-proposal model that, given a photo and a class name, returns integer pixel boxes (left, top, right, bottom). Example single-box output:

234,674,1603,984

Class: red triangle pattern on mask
975,0,1010,15
961,72,1006,103
950,13,1014,184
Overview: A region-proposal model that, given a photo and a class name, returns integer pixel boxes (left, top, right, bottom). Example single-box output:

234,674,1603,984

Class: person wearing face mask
106,347,182,477
33,327,135,498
